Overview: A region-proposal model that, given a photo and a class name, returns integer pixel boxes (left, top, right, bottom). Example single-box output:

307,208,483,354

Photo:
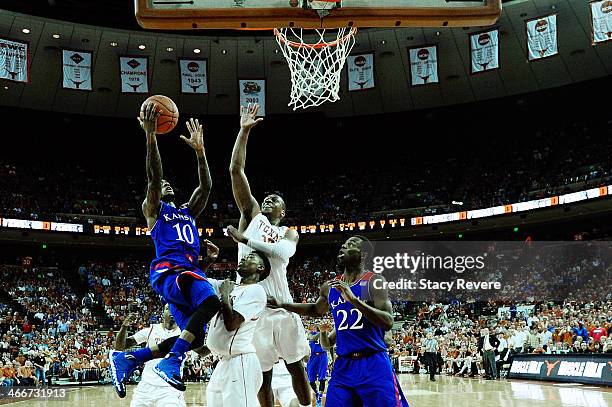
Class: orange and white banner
590,0,612,44
0,38,29,83
120,56,148,93
62,50,92,90
408,45,438,86
470,29,499,73
526,14,558,61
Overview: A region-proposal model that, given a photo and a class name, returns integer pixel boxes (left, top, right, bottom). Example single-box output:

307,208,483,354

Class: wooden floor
4,375,611,407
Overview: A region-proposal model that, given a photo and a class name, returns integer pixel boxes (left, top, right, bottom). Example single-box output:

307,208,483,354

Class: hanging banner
62,50,92,90
526,14,558,61
590,0,612,44
239,79,266,116
179,58,208,94
347,53,375,91
119,56,149,93
0,37,29,83
408,45,439,86
470,29,500,74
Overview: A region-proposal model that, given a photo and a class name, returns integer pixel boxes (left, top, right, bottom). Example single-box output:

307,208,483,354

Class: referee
423,332,439,382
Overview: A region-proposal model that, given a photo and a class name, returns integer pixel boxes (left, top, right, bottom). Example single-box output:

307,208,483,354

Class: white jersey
132,324,181,386
238,213,294,303
206,283,267,357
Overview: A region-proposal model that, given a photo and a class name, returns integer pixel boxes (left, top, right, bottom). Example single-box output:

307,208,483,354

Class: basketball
140,95,179,134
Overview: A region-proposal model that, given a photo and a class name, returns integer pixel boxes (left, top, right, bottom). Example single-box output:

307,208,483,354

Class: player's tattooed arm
275,281,330,317
140,101,163,226
329,275,394,331
219,279,245,331
229,104,263,228
182,118,212,218
114,314,138,350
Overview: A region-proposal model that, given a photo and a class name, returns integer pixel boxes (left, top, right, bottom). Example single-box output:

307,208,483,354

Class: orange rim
273,27,357,50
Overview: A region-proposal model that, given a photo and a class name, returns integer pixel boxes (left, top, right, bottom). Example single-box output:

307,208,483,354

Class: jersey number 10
173,224,195,245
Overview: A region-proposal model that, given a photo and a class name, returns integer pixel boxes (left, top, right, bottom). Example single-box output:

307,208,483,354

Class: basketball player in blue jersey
306,326,328,407
274,236,409,407
110,101,221,397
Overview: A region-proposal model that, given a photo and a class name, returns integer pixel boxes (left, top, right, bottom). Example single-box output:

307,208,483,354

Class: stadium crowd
1,119,611,226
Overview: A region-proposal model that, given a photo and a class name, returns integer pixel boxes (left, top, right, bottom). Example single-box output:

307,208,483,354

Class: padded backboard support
134,0,502,30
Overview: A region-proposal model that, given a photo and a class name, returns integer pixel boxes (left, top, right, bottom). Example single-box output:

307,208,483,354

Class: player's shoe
316,392,323,407
154,351,186,391
109,350,140,398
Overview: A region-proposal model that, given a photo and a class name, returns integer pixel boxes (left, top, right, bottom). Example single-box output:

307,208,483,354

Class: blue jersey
151,201,200,265
309,332,325,354
328,271,387,357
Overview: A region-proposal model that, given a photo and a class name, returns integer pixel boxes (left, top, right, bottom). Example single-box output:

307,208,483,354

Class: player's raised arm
329,274,394,331
181,118,212,218
274,281,330,318
140,101,163,228
229,104,263,230
114,313,138,350
226,225,298,261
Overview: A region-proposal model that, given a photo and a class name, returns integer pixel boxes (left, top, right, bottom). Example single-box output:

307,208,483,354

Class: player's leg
253,310,279,407
155,272,221,390
153,387,187,407
353,352,408,407
277,312,311,406
205,357,226,407
130,382,154,407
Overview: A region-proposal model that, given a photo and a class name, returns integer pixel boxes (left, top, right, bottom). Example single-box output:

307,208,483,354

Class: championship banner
239,79,266,116
179,58,208,94
62,50,92,90
508,354,612,386
119,56,149,93
0,38,29,83
408,45,438,86
470,29,500,74
590,0,612,44
526,15,558,61
347,53,375,91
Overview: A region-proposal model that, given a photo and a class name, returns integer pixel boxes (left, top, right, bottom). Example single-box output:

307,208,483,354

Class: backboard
134,0,502,30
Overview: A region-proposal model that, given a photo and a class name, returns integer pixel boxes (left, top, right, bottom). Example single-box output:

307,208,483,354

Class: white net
274,27,357,110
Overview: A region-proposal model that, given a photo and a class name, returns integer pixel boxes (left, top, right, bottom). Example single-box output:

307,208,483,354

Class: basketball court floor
3,375,610,407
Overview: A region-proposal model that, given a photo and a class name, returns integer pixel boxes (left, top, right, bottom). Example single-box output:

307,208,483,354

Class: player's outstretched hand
219,279,236,298
203,239,219,261
180,118,204,153
319,321,333,333
328,280,358,304
122,313,138,327
226,225,248,244
138,101,161,134
239,103,263,130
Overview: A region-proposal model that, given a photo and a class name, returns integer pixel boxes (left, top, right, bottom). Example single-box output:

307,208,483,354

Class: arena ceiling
0,0,610,117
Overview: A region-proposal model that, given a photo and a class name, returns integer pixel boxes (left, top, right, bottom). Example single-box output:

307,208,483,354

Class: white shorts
130,382,186,407
252,308,310,371
272,372,298,407
206,353,262,407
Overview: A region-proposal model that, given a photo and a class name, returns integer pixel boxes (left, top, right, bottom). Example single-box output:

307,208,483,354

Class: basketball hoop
274,26,357,110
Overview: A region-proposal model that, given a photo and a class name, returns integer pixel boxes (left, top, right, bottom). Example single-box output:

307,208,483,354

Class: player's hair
353,235,374,260
252,250,271,280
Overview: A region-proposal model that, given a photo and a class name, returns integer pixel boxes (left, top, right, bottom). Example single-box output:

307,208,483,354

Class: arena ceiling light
52,34,60,39
22,28,30,34
110,42,118,47
138,44,146,50
166,47,174,52
193,48,201,54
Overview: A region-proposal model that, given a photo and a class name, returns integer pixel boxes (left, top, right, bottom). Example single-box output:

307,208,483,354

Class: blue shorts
307,352,328,382
150,258,216,332
325,351,409,407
